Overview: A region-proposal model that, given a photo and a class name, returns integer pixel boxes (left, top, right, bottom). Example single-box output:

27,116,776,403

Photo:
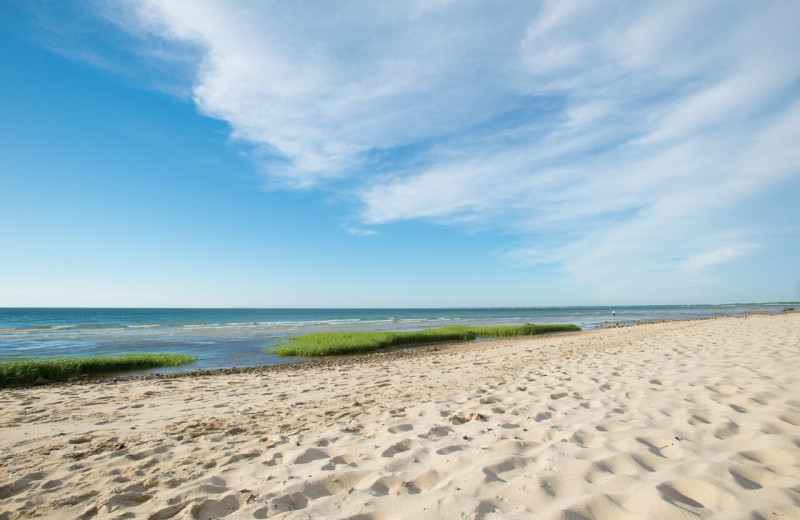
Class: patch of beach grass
450,323,581,338
0,353,197,387
271,323,580,357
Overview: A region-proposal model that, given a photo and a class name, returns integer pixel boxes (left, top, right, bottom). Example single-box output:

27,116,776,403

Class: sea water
0,304,794,374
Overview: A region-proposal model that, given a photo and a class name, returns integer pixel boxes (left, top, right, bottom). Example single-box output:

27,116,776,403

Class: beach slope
1,313,799,519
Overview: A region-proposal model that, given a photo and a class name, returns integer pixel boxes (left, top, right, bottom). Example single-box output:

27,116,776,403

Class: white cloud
344,227,378,237
98,0,799,299
501,247,561,267
682,246,752,273
112,0,535,187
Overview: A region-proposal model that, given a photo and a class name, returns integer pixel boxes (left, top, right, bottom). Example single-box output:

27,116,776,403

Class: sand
1,313,799,519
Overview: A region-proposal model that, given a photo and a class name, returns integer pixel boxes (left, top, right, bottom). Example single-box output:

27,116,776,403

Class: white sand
1,313,799,519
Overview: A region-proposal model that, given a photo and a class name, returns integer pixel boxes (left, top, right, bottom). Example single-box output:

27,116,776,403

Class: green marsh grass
0,353,197,387
271,323,580,357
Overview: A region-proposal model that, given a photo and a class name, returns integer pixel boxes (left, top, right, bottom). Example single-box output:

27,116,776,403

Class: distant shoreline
2,303,794,374
6,311,796,389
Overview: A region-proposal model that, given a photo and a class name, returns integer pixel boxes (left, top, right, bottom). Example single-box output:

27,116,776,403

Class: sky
1,0,799,308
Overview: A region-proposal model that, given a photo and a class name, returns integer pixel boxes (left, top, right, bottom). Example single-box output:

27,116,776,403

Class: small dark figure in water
612,310,616,317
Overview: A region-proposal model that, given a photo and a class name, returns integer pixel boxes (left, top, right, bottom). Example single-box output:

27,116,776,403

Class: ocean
0,304,794,374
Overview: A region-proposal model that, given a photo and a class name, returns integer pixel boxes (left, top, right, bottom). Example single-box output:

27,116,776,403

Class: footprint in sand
185,494,241,520
735,448,797,466
293,447,330,465
258,492,308,516
713,420,741,440
381,439,418,458
657,479,736,511
436,444,467,455
418,426,453,439
560,494,637,520
321,453,360,470
387,423,413,434
482,455,536,482
636,436,686,459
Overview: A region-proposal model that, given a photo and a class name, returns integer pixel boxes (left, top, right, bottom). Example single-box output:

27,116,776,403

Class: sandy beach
1,313,799,519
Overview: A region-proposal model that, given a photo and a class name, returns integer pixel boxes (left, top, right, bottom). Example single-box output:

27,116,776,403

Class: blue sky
1,0,799,307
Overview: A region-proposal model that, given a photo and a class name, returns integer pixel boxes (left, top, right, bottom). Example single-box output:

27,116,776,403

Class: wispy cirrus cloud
108,0,536,187
44,0,800,299
682,246,754,273
344,226,378,237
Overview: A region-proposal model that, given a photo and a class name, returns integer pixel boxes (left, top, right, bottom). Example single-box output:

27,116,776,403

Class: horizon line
1,302,797,311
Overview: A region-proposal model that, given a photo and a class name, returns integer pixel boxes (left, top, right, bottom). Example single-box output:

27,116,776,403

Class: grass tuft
271,323,580,357
0,353,197,387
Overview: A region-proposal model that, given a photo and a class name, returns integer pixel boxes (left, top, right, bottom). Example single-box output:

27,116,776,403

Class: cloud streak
95,0,800,299
682,246,752,273
114,0,536,187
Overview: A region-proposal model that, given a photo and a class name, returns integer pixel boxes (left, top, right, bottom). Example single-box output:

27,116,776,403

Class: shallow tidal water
0,304,793,373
